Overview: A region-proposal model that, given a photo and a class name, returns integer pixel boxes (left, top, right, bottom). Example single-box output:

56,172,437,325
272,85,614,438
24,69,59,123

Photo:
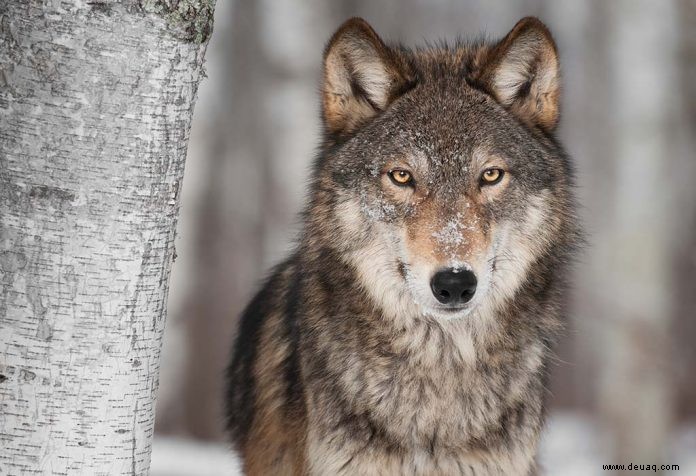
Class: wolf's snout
430,268,477,305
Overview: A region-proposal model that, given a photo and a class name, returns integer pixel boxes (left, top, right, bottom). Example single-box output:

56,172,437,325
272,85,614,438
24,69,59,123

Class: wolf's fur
226,17,580,476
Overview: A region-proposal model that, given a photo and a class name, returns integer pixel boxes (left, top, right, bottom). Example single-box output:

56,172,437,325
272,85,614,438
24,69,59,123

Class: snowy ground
150,437,242,476
151,412,696,476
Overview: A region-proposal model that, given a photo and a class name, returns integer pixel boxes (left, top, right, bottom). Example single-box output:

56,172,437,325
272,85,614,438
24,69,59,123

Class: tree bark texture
0,1,213,474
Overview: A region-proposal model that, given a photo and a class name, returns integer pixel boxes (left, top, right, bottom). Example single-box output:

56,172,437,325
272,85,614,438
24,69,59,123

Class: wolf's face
315,18,572,323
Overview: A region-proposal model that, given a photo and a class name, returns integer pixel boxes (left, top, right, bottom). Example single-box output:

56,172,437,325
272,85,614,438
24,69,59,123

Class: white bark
0,1,213,474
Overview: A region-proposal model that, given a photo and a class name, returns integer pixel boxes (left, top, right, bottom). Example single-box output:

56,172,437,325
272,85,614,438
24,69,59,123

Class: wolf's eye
480,168,504,186
388,169,413,186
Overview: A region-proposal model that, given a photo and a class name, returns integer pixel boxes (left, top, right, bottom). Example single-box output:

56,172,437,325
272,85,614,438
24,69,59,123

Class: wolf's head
309,18,577,325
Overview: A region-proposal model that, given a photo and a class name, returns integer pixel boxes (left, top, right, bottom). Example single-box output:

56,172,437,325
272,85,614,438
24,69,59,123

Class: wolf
226,16,580,476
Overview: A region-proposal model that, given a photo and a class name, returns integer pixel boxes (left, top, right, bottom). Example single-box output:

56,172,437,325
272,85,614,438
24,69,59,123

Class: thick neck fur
297,206,560,453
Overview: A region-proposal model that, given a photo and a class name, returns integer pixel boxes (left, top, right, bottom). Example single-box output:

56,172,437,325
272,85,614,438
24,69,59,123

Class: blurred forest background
152,0,696,474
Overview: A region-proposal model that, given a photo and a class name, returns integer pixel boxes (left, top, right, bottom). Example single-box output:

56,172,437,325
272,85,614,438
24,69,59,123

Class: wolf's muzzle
430,268,477,305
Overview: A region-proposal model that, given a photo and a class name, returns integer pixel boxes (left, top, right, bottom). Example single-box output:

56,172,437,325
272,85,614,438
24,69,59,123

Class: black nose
430,268,477,305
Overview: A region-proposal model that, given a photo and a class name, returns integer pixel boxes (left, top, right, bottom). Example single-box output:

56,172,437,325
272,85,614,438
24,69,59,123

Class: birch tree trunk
0,1,214,474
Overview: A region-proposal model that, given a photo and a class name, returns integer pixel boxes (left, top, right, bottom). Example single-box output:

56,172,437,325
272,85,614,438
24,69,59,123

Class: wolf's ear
478,17,560,132
322,18,414,139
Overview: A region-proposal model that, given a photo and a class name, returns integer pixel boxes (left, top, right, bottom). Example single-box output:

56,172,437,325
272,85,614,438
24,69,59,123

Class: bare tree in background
158,0,344,441
674,0,696,421
597,0,678,465
0,1,214,473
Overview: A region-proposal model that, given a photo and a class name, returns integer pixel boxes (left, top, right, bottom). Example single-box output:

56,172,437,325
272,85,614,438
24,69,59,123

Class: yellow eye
481,168,504,185
389,169,413,186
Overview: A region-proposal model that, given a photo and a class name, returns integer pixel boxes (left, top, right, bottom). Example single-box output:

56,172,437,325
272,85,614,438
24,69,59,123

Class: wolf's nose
430,268,477,305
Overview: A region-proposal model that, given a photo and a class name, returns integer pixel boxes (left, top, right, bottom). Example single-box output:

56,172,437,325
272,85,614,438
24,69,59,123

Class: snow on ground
150,437,242,476
540,412,696,476
151,412,695,476
539,412,608,476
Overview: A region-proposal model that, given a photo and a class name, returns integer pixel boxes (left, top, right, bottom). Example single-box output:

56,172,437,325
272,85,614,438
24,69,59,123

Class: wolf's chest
343,336,545,451
312,356,542,475
361,363,503,443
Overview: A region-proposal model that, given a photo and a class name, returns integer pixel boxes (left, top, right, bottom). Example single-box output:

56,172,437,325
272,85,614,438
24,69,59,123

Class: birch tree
0,1,214,473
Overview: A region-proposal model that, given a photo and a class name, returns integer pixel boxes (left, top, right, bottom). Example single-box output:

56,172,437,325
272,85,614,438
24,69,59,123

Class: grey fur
226,17,580,476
